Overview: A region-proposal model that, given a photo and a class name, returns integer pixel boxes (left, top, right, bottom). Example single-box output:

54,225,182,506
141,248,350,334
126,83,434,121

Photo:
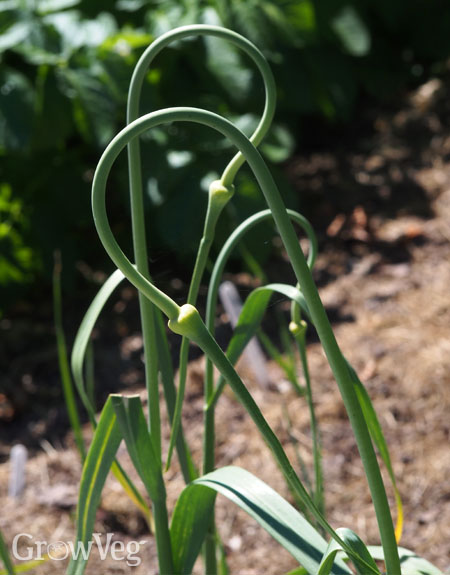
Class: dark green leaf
261,124,295,163
44,11,116,51
202,7,252,101
331,6,371,57
116,0,149,11
0,69,34,150
62,68,117,146
35,66,74,149
0,1,19,13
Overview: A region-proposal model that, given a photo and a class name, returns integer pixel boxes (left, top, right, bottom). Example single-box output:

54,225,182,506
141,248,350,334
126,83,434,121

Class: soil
0,75,449,574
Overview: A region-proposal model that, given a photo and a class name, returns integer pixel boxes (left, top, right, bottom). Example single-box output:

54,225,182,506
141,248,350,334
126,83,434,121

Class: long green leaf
368,546,442,575
70,270,150,519
66,396,122,575
318,528,380,575
110,394,162,502
210,283,309,408
171,466,351,575
226,283,309,366
170,483,216,574
71,268,126,421
346,363,404,541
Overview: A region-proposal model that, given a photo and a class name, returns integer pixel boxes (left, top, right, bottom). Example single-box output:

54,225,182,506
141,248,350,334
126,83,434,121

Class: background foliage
1,0,450,309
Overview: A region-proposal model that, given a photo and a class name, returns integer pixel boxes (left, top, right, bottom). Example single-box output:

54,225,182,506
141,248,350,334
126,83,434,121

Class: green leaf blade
227,283,309,366
67,396,122,575
110,394,162,502
170,484,216,575
71,268,125,421
347,363,404,541
211,283,309,407
184,466,351,575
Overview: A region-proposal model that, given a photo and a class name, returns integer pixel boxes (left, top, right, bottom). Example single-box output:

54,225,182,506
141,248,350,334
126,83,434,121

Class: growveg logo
12,533,146,566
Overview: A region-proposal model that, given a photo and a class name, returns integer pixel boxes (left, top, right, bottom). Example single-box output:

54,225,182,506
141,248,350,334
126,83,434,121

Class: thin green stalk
154,310,198,483
166,181,234,471
173,184,233,575
202,350,217,573
126,135,161,458
279,314,302,383
282,403,313,513
127,82,162,457
290,321,324,517
203,521,218,575
91,107,400,575
53,252,86,460
127,26,276,490
152,486,174,575
85,341,95,408
203,207,319,564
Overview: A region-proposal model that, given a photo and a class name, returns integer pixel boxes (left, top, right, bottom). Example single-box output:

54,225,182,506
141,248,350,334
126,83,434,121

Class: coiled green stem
92,107,400,575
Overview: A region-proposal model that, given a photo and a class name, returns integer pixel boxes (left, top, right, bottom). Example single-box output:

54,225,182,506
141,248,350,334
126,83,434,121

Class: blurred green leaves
0,183,34,284
1,0,450,308
331,6,371,57
0,68,34,150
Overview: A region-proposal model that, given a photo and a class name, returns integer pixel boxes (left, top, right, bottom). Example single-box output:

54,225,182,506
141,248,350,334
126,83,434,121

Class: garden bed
0,76,449,574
